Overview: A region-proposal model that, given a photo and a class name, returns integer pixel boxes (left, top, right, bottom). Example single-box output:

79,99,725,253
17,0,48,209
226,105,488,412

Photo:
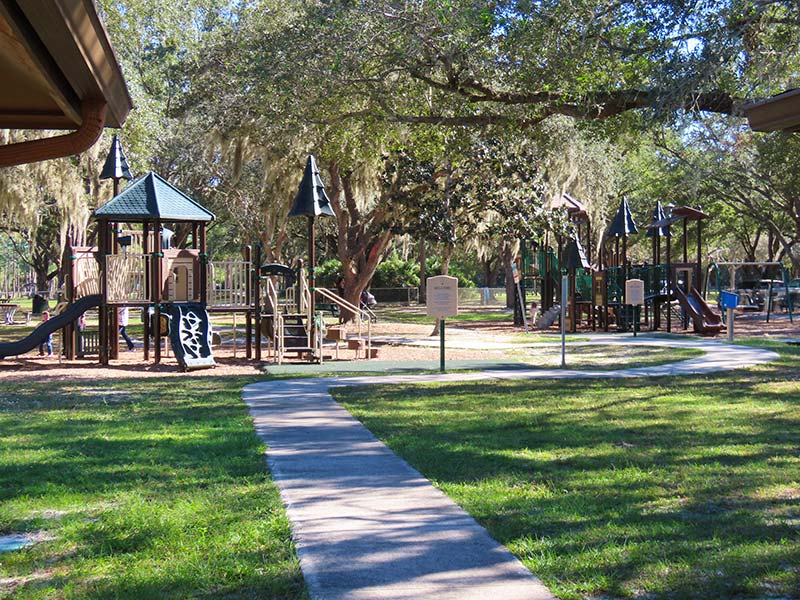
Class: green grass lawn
377,305,513,325
0,376,307,599
334,340,800,600
511,344,703,370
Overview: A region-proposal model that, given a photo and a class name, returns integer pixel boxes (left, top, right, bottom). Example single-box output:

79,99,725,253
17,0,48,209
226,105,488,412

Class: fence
370,287,419,305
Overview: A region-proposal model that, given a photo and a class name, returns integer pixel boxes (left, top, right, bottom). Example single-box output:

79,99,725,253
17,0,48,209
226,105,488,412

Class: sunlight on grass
0,377,307,599
334,343,800,599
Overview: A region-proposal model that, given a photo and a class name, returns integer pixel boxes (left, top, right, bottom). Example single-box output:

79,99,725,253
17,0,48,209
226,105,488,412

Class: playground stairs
535,304,561,329
280,313,314,354
657,302,689,329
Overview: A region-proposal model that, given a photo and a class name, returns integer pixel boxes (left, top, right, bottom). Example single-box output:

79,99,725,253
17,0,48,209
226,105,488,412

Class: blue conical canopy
646,201,667,237
289,155,335,218
99,135,132,181
608,197,638,237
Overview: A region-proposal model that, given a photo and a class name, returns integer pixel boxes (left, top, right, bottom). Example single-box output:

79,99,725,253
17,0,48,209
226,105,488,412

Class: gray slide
0,295,102,358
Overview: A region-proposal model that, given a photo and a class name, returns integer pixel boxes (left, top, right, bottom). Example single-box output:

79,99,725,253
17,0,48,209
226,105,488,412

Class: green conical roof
93,172,214,222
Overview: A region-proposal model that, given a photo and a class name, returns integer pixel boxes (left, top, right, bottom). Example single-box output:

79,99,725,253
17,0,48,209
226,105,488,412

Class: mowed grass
511,344,703,370
0,376,307,599
334,340,800,599
377,305,513,325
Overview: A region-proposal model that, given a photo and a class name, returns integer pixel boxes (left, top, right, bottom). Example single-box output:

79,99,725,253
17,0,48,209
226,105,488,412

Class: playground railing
316,287,372,358
265,278,285,364
630,264,668,297
106,254,149,303
606,266,624,304
575,271,592,299
207,260,251,307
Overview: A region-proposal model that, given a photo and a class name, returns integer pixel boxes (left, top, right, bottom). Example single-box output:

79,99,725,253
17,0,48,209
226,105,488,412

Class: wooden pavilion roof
0,0,131,130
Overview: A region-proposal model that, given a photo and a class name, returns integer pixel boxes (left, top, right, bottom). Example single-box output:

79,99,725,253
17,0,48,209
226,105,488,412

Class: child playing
38,311,53,356
119,306,135,351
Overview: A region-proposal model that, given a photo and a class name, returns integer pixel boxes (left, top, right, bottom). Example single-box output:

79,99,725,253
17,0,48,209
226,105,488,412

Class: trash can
32,293,48,315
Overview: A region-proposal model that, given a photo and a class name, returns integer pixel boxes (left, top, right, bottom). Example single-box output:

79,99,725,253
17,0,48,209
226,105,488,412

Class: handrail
316,287,373,358
317,287,362,316
265,278,284,364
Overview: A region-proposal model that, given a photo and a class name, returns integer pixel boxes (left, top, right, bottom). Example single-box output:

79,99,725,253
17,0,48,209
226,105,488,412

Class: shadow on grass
336,344,800,599
0,376,307,600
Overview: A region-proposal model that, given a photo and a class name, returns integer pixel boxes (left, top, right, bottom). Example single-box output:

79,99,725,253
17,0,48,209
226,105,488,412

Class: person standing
38,311,53,356
118,306,135,351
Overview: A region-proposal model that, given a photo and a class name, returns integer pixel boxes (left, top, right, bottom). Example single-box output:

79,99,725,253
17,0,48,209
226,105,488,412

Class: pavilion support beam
0,100,106,167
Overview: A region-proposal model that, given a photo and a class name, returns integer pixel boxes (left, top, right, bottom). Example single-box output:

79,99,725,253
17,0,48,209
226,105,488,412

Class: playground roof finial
289,155,335,218
646,201,667,237
99,135,133,181
608,196,638,237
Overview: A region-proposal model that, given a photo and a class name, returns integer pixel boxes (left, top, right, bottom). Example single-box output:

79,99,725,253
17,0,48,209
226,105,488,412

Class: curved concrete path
243,337,778,600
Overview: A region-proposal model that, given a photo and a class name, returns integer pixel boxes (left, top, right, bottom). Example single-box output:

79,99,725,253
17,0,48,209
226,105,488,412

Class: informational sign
626,279,645,306
426,275,458,319
511,264,520,284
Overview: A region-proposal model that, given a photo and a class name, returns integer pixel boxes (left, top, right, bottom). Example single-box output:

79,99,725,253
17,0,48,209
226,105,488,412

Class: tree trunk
502,242,515,309
418,239,427,304
327,161,395,323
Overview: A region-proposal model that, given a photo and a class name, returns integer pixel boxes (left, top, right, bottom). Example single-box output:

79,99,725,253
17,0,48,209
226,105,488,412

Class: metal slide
0,294,102,358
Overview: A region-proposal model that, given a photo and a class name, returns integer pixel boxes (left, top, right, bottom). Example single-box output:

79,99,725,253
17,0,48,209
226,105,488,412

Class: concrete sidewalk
243,338,779,600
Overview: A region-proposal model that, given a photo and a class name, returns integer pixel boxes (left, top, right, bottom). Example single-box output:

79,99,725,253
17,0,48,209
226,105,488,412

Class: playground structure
706,262,796,324
524,195,795,336
0,166,373,367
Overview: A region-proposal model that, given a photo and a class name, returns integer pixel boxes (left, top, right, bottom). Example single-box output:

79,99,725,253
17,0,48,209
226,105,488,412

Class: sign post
512,264,529,332
561,275,568,368
426,275,458,372
720,291,739,342
625,279,645,337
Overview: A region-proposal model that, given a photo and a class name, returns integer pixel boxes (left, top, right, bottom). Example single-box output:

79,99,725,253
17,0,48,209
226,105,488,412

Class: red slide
673,287,723,335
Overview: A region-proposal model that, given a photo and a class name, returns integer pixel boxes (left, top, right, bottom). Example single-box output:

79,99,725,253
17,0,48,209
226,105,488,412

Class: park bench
0,303,20,325
316,302,340,317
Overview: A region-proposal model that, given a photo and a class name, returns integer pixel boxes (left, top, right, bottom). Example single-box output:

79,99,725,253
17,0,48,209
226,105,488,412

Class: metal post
561,276,567,368
727,308,734,342
440,318,445,372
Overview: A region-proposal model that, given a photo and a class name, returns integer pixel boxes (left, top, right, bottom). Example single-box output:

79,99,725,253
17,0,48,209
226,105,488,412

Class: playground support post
307,216,317,349
98,221,109,365
154,218,162,365
254,244,262,362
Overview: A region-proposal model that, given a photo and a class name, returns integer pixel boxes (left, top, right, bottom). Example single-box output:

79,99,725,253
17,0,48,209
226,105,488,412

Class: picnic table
1,303,20,325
